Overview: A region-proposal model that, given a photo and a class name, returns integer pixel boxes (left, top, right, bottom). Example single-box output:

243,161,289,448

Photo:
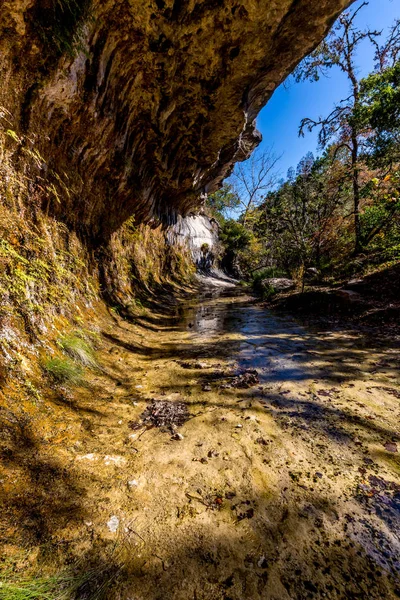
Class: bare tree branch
230,148,281,223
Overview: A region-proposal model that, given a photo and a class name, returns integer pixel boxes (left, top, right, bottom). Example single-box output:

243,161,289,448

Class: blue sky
253,0,400,179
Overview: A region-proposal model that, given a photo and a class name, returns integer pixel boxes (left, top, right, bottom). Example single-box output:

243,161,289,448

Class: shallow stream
3,283,400,599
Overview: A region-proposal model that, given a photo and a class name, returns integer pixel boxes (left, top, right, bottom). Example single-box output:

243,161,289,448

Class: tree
219,219,253,277
295,2,383,254
257,152,347,274
206,183,240,223
355,60,400,167
352,60,400,248
230,147,280,225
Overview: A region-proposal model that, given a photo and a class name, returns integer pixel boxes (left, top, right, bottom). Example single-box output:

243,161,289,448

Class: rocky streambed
1,285,400,599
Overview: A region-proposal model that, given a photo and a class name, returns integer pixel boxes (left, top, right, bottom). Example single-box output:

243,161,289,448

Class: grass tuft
43,356,83,385
0,562,123,600
58,333,97,368
0,575,61,600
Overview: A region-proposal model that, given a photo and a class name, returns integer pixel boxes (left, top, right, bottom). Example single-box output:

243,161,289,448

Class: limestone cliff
167,214,220,270
1,0,352,239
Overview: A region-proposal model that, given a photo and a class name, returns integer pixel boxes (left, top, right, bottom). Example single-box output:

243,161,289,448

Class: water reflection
178,287,315,384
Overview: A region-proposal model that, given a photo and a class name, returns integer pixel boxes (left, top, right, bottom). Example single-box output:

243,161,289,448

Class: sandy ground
1,287,400,599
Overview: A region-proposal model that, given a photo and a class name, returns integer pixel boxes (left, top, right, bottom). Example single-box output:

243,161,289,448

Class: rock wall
1,0,352,239
167,214,220,271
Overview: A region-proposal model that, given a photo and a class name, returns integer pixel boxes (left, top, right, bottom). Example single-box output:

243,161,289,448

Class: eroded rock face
1,0,351,238
167,213,220,269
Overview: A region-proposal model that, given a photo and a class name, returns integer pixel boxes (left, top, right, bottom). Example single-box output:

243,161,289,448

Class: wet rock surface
1,286,400,598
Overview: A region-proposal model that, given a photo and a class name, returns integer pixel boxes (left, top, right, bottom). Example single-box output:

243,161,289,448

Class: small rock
208,449,219,458
384,441,398,453
104,455,126,466
172,432,184,441
261,278,295,292
200,457,208,464
202,384,212,392
255,437,268,445
235,424,243,429
77,453,97,461
127,479,139,488
107,515,119,533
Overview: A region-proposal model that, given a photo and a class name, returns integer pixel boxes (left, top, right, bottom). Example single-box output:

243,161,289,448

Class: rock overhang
0,0,353,238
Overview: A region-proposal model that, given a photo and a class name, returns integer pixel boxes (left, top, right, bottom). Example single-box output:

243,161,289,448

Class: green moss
23,380,42,402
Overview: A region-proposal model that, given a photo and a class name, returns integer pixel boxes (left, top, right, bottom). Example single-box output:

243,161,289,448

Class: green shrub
261,284,276,300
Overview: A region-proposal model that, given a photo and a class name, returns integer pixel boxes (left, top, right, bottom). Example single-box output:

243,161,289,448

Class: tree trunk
351,136,362,255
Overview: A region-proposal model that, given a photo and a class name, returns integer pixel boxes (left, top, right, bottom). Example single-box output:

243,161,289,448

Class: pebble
104,455,126,466
107,515,119,533
77,453,97,461
127,479,139,488
208,449,219,458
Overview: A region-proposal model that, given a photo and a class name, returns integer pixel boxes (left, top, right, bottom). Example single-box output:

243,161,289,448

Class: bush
260,284,276,300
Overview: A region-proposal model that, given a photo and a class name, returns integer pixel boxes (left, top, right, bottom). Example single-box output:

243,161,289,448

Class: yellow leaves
5,129,21,144
23,147,47,170
47,183,61,204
